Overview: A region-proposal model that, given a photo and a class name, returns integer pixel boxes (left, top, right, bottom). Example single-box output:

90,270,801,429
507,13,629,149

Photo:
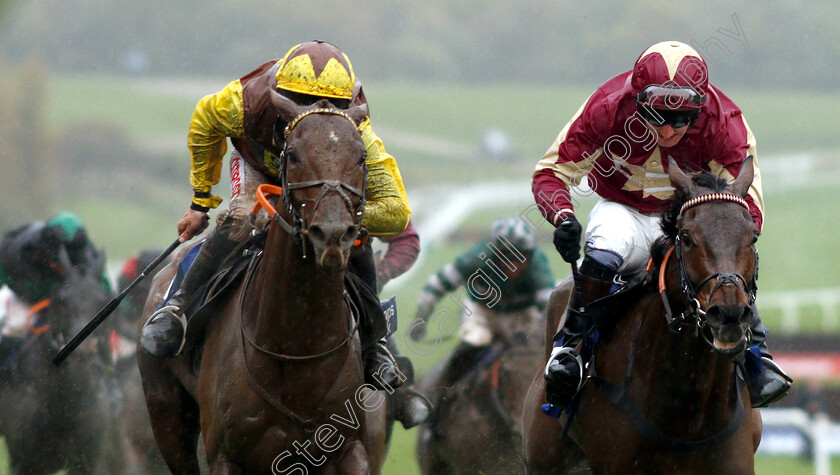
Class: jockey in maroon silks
533,41,790,409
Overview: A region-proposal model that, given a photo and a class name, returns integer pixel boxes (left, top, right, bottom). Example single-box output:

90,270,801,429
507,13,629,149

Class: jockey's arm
187,80,246,211
376,220,420,287
532,95,606,227
416,243,486,320
707,114,764,231
359,119,410,237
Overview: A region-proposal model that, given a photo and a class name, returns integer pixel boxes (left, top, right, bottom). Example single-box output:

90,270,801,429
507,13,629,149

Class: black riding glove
553,216,582,263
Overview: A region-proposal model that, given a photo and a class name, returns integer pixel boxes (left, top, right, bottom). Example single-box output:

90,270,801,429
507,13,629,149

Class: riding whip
559,219,583,296
51,238,181,366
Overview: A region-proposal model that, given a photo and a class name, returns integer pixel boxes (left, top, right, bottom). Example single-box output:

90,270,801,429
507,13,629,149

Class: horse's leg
337,439,370,474
522,372,585,474
139,355,201,474
364,399,390,475
751,407,763,452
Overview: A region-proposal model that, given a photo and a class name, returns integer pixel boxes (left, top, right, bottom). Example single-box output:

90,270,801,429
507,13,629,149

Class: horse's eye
287,152,298,166
359,152,367,166
680,231,692,247
751,234,759,245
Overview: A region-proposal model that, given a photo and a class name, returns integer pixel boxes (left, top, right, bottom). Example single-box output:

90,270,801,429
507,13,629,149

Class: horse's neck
624,260,738,423
246,229,348,354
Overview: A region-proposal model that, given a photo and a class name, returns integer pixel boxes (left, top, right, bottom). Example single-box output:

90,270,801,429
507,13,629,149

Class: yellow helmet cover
275,41,355,100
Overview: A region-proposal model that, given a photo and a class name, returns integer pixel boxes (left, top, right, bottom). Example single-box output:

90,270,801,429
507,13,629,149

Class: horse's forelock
654,172,731,263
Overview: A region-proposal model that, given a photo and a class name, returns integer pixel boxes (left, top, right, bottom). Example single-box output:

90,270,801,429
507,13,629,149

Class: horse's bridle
253,108,367,255
661,192,759,336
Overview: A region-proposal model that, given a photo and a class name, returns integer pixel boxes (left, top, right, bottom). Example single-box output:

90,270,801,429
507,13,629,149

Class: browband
679,192,748,219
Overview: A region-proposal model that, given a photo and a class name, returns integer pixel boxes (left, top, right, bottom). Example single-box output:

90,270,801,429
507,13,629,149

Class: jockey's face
277,89,350,109
645,122,689,148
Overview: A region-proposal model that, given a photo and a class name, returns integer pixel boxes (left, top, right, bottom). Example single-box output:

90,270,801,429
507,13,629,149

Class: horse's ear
730,155,755,198
347,104,369,127
668,158,697,197
270,89,304,123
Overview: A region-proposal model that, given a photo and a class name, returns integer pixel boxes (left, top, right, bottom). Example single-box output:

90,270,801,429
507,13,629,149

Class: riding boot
349,242,403,390
544,269,614,408
387,338,432,429
140,230,239,358
745,307,792,407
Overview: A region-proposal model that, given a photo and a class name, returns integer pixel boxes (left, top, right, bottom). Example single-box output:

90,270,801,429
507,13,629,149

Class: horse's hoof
140,307,186,358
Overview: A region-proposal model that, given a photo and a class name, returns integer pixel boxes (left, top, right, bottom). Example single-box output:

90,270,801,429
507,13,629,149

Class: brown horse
523,158,763,475
0,250,123,474
416,306,544,474
138,97,381,474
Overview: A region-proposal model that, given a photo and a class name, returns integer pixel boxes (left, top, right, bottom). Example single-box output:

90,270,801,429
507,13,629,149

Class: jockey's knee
580,249,621,280
215,207,258,242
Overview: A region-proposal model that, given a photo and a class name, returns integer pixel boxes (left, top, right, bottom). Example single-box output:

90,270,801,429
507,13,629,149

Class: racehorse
523,158,763,474
138,96,381,474
0,250,122,474
416,306,544,474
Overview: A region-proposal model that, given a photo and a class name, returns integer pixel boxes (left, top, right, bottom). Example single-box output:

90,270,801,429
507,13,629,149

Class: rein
238,108,368,430
235,242,361,432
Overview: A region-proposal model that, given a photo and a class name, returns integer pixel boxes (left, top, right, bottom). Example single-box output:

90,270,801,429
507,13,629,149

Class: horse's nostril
707,304,750,325
308,225,326,245
342,225,359,244
741,305,754,324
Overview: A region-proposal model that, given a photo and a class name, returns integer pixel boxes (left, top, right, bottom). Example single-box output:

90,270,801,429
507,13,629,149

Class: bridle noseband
661,192,759,337
254,108,367,256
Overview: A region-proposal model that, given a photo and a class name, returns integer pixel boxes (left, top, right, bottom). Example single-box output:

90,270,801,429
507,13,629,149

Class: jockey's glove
553,216,582,263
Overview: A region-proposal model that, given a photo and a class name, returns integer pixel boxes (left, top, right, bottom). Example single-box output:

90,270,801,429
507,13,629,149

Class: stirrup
545,345,585,385
142,305,188,357
544,345,585,407
759,356,793,383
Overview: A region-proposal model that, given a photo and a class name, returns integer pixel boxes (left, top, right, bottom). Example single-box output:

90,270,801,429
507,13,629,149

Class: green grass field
3,76,835,473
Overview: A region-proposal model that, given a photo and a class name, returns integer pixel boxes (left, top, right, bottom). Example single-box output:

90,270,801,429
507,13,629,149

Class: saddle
585,270,651,341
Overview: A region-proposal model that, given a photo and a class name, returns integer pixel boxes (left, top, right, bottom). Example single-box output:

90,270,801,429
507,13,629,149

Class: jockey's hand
177,209,210,242
554,216,582,263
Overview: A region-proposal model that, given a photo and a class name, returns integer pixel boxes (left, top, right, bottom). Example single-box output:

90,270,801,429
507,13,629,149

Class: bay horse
416,306,544,474
523,158,763,474
0,249,123,474
138,97,381,474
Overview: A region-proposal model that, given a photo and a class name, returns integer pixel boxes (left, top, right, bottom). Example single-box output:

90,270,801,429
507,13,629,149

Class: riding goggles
637,105,699,128
636,84,707,110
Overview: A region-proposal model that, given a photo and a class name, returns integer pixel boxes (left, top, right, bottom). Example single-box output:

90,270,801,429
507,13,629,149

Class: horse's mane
650,172,731,266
